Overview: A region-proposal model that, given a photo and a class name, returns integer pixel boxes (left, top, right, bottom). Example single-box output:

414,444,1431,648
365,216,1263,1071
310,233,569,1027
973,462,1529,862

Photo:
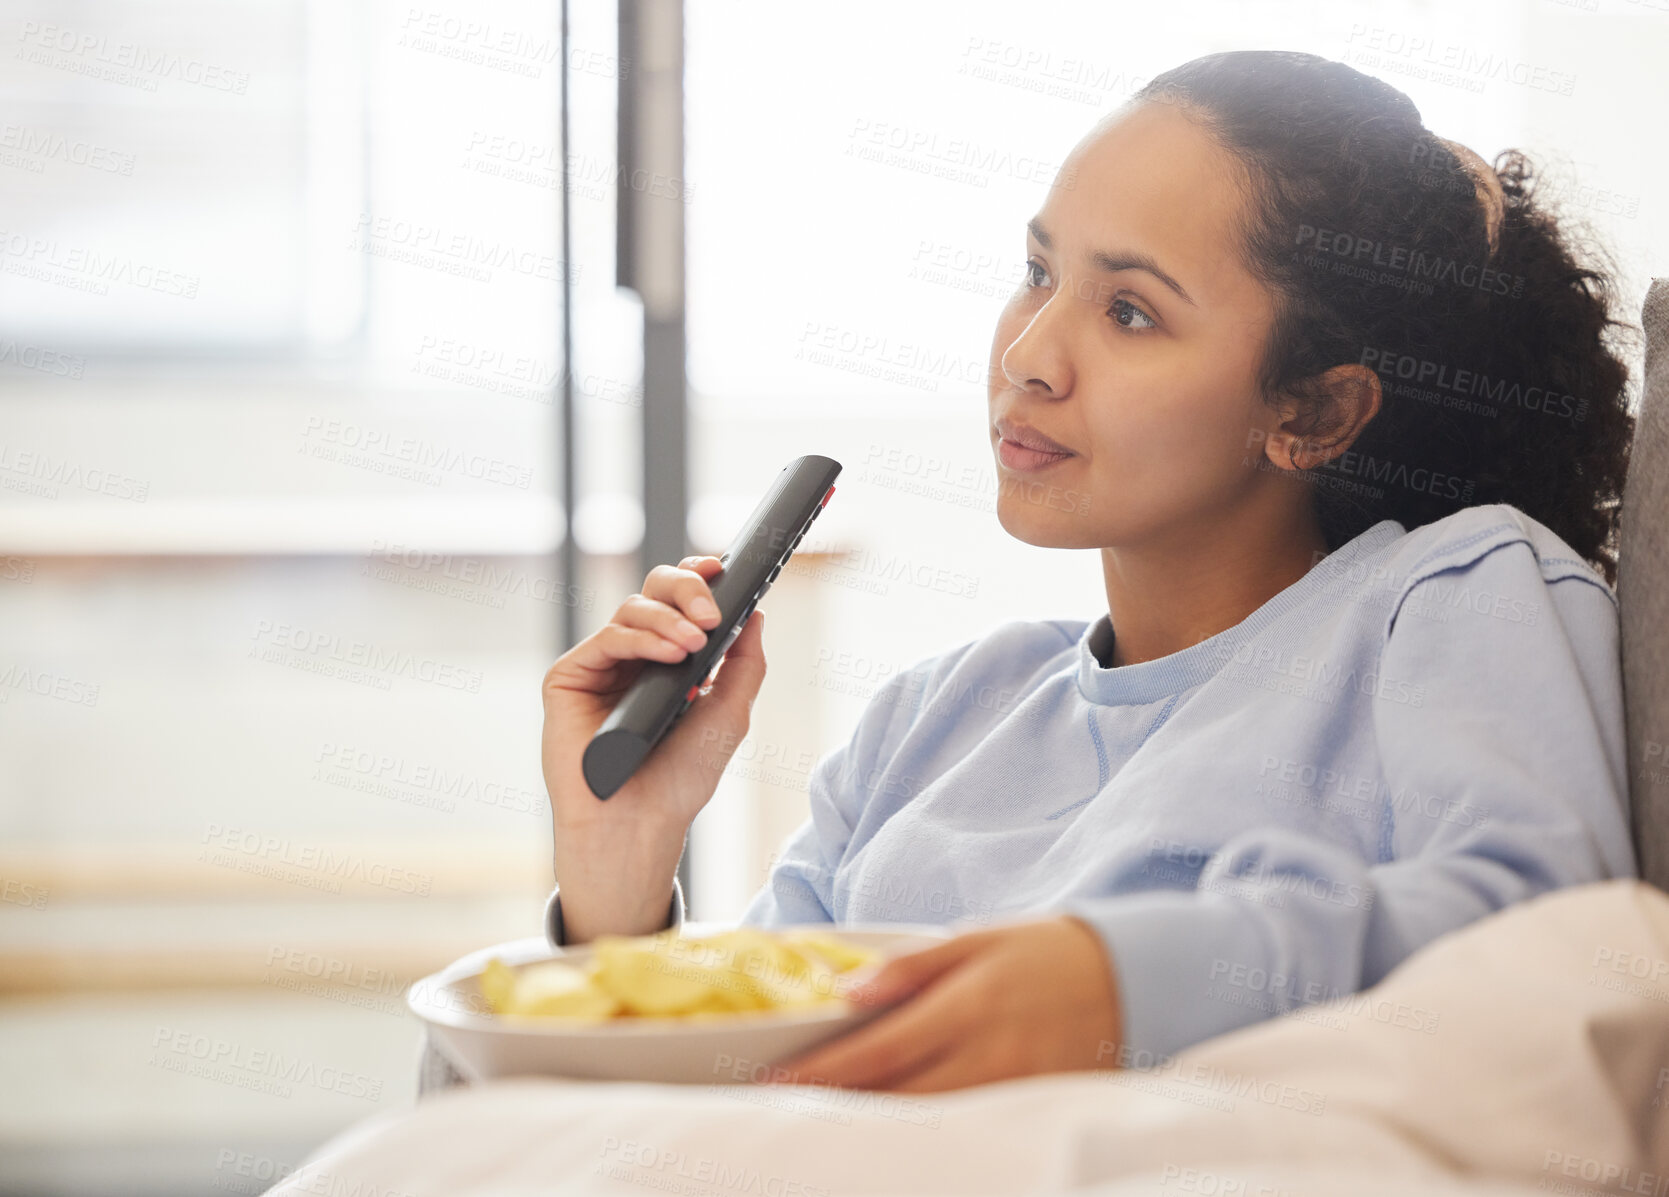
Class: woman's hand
542,555,764,833
541,554,767,943
768,915,1124,1093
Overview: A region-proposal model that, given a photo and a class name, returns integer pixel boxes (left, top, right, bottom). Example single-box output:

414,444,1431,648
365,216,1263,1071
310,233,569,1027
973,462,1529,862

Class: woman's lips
998,438,1074,472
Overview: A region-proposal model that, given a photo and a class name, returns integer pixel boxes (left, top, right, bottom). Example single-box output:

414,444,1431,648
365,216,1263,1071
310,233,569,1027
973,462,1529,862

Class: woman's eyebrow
1026,217,1198,308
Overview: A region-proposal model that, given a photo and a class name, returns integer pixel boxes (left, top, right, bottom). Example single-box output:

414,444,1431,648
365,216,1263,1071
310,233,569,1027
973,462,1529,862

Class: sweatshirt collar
1075,519,1406,706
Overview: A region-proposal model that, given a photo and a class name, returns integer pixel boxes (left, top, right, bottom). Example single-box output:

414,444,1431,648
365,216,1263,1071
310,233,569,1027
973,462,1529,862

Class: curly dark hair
1130,51,1638,586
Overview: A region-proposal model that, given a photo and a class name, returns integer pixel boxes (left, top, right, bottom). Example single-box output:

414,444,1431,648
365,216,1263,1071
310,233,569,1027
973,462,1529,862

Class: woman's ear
1264,364,1383,472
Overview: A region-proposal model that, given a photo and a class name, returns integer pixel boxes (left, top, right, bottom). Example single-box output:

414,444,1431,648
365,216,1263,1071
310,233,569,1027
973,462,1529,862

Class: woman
538,51,1638,1093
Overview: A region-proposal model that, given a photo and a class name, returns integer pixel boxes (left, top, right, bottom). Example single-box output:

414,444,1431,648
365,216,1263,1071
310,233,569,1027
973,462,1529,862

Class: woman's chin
995,498,1099,549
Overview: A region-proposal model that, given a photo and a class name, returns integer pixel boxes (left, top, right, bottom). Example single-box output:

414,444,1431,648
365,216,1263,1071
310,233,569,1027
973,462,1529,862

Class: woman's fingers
773,954,987,1089
643,559,725,627
773,1000,953,1091
886,1051,984,1094
547,621,685,689
614,593,711,653
854,932,989,1006
766,918,1125,1095
544,556,729,691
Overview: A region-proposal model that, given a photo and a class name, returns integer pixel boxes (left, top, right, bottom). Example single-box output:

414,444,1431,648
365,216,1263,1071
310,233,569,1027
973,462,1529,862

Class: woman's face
988,99,1297,551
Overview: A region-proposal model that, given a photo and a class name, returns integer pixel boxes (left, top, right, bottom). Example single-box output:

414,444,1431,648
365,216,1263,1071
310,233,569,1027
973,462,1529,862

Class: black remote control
581,454,842,800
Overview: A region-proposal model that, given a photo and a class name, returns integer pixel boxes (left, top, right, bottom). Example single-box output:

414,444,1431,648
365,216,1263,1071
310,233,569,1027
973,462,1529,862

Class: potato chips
479,928,882,1022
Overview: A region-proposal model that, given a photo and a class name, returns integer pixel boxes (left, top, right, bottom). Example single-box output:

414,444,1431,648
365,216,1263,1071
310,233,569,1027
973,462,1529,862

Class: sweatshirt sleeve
1058,535,1637,1064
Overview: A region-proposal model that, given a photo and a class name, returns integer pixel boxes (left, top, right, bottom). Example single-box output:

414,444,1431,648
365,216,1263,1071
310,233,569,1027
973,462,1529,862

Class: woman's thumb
669,610,766,754
854,932,985,1007
701,608,767,710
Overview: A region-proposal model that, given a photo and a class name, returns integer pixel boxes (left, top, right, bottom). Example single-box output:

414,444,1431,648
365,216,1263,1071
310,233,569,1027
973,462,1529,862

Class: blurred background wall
0,0,1664,1192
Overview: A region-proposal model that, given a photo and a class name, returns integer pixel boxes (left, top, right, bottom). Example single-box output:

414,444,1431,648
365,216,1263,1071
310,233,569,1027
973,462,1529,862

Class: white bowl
408,924,952,1084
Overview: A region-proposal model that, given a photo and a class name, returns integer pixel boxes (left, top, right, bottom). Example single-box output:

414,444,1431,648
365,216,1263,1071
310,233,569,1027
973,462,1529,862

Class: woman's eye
1109,297,1156,331
1023,260,1049,288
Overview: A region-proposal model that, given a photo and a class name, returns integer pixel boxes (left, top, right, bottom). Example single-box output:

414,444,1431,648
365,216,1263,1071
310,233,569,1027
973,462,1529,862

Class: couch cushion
1621,277,1669,890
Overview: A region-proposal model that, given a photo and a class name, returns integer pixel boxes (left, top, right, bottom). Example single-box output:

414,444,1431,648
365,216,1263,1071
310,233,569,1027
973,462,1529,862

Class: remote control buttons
711,601,755,662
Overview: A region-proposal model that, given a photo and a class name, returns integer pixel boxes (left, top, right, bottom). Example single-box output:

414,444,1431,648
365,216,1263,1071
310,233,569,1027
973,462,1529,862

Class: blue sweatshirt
730,501,1637,1061
546,502,1635,1061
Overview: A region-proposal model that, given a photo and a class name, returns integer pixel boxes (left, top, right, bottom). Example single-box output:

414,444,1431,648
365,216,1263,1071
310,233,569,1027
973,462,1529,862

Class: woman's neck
1098,505,1329,669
